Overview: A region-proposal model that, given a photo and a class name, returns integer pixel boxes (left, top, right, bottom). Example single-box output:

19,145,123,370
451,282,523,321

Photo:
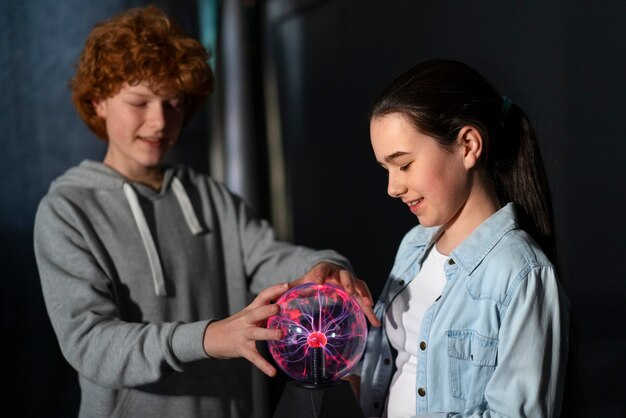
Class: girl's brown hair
371,59,556,264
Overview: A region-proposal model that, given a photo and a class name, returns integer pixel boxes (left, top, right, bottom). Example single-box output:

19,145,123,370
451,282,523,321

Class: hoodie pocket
447,329,498,405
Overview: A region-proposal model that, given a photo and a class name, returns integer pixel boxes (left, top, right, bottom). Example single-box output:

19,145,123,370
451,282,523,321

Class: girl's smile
405,197,424,214
370,112,500,253
370,112,469,229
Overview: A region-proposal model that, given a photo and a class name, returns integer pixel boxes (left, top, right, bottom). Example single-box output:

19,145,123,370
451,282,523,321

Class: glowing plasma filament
307,331,327,348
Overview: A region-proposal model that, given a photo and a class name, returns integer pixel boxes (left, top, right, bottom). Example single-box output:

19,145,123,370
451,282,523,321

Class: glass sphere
266,282,368,384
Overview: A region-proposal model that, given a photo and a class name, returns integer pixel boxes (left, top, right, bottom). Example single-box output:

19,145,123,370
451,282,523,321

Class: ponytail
493,102,557,264
370,59,558,265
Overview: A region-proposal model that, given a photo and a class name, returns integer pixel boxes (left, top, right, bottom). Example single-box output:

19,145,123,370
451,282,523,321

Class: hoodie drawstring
171,177,204,235
123,183,168,296
122,177,204,296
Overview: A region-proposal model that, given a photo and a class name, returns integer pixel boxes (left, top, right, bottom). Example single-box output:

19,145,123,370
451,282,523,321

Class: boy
34,6,376,417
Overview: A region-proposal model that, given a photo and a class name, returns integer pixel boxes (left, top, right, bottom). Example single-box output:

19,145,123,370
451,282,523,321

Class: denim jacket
359,203,569,418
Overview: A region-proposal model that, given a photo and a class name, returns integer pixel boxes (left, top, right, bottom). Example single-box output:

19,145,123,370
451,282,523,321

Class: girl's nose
387,173,407,198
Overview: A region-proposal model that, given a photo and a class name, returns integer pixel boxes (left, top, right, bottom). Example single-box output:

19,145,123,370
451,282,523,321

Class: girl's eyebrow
384,151,410,163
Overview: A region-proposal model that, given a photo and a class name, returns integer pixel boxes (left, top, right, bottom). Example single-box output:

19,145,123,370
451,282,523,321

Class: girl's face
370,113,473,230
94,82,184,178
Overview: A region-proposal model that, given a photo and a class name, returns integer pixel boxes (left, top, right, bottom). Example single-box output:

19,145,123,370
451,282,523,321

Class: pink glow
267,283,367,384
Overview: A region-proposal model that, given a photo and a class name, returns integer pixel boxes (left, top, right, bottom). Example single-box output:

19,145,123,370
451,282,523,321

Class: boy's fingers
250,282,289,307
245,325,282,341
245,350,278,377
339,269,356,294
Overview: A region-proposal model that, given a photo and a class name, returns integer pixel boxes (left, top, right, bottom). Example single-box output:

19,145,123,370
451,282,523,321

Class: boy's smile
94,82,184,186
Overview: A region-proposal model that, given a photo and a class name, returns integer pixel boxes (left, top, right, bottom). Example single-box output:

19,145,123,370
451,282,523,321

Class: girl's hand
202,282,288,377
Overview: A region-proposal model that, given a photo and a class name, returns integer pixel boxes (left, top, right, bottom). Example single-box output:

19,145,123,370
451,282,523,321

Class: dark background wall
1,0,624,416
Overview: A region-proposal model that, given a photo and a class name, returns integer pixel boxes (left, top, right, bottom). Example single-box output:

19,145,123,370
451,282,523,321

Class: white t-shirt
384,245,447,418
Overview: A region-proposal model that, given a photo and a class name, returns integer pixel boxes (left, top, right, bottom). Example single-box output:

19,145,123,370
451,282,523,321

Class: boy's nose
148,103,166,129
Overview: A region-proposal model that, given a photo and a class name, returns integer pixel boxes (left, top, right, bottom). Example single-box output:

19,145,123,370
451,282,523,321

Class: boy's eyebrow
125,91,182,100
384,151,410,163
124,91,151,98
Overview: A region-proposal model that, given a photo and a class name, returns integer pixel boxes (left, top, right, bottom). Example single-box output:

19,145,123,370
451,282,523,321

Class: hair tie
501,96,512,120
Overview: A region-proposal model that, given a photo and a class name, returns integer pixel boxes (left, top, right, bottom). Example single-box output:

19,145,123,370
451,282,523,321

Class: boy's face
94,82,184,176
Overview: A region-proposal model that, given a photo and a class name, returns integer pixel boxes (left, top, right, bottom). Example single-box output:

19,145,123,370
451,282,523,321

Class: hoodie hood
51,160,204,296
49,160,131,191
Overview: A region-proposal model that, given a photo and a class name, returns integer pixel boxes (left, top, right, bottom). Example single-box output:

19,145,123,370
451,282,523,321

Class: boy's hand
202,282,288,377
292,262,381,327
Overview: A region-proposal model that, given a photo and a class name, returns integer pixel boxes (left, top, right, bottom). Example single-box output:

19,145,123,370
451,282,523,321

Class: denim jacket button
398,280,405,286
418,387,426,397
419,341,427,350
448,258,455,265
383,358,391,365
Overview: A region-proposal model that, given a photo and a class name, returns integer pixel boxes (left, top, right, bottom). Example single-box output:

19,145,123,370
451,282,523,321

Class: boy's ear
92,99,106,118
458,126,483,169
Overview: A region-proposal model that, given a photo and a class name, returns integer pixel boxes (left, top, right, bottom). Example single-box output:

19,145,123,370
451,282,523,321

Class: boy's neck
102,160,165,191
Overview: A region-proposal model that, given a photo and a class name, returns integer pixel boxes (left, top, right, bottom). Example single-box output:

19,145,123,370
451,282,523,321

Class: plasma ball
266,282,368,384
307,331,327,348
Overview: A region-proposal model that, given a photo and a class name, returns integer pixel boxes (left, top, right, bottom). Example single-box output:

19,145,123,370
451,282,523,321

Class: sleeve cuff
171,320,214,363
304,250,354,275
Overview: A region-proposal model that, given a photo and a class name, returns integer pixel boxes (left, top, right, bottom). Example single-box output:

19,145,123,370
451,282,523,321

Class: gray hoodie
34,160,352,418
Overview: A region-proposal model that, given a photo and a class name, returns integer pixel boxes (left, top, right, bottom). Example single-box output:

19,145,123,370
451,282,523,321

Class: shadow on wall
2,233,80,416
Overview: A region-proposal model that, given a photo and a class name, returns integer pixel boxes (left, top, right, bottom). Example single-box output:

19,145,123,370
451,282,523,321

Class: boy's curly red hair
70,6,214,140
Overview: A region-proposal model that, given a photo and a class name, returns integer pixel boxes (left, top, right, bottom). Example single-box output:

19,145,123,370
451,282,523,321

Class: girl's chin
414,215,438,228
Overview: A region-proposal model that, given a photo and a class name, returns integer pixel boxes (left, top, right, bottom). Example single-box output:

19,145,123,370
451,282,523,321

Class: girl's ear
458,126,483,169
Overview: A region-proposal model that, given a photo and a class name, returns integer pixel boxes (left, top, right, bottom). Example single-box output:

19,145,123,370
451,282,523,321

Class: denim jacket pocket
446,329,498,405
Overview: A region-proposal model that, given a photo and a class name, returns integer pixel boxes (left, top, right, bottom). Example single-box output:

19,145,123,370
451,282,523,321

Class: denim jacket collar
449,202,519,275
402,202,519,277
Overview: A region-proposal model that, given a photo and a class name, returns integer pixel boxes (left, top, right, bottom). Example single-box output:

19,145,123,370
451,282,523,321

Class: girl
358,59,569,417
